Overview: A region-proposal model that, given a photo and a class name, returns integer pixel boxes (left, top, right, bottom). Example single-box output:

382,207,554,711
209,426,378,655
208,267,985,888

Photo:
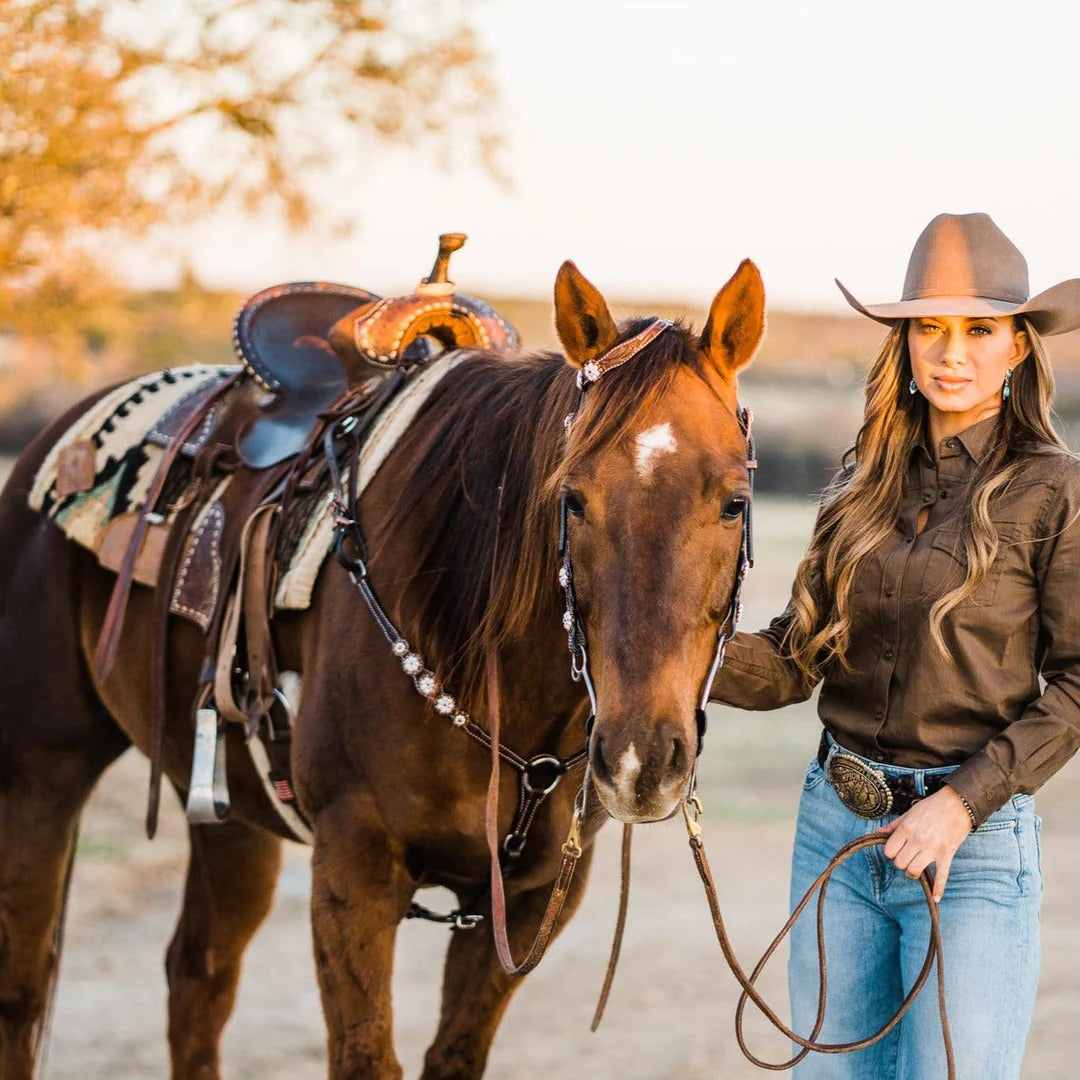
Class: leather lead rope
590,823,633,1032
684,808,955,1076
484,647,586,977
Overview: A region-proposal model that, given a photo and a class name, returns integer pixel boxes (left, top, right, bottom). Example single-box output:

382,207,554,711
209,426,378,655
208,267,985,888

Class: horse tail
32,826,78,1079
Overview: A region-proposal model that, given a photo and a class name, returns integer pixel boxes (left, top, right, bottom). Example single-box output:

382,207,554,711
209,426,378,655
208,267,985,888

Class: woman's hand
875,786,974,902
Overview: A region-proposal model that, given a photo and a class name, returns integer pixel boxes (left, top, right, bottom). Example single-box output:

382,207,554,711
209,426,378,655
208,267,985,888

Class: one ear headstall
564,318,674,432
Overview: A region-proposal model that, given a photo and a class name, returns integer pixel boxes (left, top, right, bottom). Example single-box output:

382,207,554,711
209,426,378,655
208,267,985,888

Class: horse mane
373,318,709,713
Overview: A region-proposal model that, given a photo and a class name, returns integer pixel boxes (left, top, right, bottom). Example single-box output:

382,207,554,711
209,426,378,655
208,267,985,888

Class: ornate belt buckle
827,753,894,819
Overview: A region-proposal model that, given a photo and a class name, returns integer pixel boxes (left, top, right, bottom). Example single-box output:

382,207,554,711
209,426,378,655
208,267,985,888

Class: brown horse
0,257,764,1079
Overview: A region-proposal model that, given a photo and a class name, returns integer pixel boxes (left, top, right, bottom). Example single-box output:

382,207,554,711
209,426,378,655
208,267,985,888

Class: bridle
555,316,757,807
329,322,956,1076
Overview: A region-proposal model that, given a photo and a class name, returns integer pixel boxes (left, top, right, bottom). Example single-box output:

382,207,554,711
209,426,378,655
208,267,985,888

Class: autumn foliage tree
0,0,498,347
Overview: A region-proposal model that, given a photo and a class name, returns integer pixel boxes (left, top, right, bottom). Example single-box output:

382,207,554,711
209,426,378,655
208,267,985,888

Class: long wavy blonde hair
784,317,1065,681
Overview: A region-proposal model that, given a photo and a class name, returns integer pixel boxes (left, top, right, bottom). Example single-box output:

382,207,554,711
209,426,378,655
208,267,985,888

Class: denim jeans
788,734,1042,1079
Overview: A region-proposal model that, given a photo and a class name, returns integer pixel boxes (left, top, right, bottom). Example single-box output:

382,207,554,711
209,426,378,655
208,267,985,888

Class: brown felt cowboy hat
836,212,1080,336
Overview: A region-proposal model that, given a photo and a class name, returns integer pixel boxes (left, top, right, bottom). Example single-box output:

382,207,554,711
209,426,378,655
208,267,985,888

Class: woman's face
907,316,1028,427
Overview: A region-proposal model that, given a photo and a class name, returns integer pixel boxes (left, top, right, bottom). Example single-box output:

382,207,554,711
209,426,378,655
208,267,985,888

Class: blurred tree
0,0,500,348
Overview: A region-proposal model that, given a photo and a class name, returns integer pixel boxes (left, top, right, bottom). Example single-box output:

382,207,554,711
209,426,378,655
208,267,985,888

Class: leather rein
330,326,955,1075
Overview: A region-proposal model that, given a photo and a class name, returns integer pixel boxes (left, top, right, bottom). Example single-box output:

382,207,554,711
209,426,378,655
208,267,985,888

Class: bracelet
957,793,978,832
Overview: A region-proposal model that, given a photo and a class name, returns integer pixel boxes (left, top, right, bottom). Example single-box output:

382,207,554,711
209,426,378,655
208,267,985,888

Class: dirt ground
39,498,1080,1078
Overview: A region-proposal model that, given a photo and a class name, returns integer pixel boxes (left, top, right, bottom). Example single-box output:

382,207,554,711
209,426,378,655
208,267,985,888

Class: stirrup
185,707,231,824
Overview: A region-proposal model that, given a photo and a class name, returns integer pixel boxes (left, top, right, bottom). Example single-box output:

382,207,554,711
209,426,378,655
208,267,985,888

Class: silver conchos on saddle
827,753,894,818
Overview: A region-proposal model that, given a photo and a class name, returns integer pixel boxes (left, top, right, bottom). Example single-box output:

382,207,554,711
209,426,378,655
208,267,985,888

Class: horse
0,256,764,1079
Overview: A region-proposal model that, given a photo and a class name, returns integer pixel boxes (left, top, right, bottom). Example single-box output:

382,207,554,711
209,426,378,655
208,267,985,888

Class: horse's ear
699,259,766,379
553,260,619,369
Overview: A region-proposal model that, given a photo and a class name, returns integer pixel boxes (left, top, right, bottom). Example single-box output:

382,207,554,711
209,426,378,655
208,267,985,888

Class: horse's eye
720,496,747,521
564,492,586,519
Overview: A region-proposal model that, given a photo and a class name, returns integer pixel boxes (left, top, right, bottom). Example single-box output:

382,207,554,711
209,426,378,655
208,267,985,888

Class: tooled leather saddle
89,234,519,841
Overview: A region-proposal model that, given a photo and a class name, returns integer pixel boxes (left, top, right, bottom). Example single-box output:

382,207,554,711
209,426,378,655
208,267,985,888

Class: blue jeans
788,735,1042,1079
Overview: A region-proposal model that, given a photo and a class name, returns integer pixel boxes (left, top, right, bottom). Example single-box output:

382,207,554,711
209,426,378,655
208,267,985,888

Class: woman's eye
720,496,747,521
969,325,991,335
564,492,585,518
918,322,942,334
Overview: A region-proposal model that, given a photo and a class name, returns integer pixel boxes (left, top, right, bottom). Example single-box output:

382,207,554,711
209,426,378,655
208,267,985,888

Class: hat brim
835,278,1080,336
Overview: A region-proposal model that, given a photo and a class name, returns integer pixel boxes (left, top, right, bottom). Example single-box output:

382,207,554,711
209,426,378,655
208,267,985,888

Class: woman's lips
932,376,972,392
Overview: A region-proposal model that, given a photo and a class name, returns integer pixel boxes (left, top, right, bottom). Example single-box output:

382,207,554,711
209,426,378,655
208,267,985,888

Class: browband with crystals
576,318,674,388
565,318,674,431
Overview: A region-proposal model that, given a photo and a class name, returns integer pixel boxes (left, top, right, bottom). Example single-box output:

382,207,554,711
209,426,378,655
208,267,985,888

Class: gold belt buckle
827,753,894,819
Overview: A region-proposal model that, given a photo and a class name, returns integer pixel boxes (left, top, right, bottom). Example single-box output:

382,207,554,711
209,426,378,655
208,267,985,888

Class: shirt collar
913,412,1001,466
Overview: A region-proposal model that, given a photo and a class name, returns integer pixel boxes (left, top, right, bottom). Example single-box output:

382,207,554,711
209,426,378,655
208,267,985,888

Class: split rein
327,329,955,1076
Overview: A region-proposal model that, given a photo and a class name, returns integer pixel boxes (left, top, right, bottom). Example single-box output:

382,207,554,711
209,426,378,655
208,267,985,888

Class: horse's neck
495,631,589,757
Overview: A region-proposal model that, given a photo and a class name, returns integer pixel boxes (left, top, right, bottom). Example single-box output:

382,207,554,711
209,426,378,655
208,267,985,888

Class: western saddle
91,234,520,840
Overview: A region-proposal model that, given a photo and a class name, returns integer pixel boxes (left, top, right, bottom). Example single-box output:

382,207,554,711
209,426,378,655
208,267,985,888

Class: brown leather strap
213,503,278,728
590,822,633,1031
93,372,242,680
686,816,955,1076
145,491,206,838
241,504,280,724
484,648,584,977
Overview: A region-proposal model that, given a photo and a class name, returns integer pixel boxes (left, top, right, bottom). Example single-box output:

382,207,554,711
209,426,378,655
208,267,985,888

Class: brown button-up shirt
712,414,1080,827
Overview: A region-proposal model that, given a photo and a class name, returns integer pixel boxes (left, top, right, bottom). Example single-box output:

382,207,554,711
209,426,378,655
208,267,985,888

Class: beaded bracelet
957,794,978,831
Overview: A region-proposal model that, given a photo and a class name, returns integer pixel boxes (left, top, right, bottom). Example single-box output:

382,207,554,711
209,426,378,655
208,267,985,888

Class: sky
142,0,1080,312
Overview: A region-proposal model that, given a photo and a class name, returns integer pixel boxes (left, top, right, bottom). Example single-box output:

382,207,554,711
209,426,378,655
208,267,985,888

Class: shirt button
939,489,949,499
884,648,894,661
921,491,933,503
884,587,894,598
875,709,885,721
874,753,887,763
944,438,958,449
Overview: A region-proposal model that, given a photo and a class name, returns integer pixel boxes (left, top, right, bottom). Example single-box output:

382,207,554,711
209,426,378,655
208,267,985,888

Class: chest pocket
919,522,1017,606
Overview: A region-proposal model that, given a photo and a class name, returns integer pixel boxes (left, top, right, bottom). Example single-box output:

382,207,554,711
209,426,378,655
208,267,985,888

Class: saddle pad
276,351,469,610
29,366,240,554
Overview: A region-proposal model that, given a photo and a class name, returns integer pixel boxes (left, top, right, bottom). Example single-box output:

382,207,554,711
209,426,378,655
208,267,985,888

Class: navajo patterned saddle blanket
29,356,465,621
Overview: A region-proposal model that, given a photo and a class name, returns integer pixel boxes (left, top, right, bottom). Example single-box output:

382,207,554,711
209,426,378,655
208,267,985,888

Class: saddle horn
328,233,519,381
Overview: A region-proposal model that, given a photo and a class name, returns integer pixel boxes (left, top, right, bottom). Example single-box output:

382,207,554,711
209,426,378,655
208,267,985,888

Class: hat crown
901,212,1029,305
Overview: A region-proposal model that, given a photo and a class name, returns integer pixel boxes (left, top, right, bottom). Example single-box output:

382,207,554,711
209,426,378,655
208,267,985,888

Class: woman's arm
709,604,819,710
944,459,1080,826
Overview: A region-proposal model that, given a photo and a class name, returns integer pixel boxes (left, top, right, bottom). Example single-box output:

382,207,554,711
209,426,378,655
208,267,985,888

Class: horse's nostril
592,735,614,786
668,737,687,777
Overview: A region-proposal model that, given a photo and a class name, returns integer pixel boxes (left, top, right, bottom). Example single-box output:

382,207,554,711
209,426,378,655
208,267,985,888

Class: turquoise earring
1003,368,1013,401
909,378,918,396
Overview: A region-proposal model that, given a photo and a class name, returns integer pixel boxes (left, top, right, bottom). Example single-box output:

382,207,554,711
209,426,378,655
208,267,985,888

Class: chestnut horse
0,258,764,1079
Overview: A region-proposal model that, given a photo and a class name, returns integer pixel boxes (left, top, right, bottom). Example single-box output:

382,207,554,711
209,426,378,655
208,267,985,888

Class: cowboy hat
836,212,1080,336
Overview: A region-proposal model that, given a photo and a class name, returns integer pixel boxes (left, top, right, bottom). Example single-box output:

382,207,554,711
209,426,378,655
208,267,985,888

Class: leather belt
816,732,950,819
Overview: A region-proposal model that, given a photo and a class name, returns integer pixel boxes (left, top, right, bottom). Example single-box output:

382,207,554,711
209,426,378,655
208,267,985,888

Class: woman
711,212,1080,1078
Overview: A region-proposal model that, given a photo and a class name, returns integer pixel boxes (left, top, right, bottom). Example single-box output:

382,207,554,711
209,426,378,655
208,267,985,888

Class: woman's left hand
876,786,974,902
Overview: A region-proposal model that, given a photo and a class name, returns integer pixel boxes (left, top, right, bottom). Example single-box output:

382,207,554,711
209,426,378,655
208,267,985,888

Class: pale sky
139,0,1080,312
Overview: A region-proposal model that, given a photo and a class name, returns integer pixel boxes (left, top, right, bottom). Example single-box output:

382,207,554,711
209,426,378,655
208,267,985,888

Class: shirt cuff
944,752,1012,829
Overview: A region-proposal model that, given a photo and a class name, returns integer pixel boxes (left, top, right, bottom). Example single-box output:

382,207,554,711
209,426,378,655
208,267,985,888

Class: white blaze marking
634,422,677,479
619,743,642,780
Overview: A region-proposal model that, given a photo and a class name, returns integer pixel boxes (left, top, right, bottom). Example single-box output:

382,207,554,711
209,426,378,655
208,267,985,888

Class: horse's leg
165,817,282,1080
0,738,129,1078
309,789,418,1080
0,467,132,1076
420,849,594,1080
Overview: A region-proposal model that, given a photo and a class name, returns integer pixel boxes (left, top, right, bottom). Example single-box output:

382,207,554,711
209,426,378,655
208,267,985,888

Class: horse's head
552,258,764,823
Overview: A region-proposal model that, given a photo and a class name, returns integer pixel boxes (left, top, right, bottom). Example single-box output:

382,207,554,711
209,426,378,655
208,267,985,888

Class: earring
1002,368,1013,401
909,378,918,396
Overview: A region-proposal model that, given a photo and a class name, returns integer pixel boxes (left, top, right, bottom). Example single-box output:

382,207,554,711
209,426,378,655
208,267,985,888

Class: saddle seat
232,281,438,469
